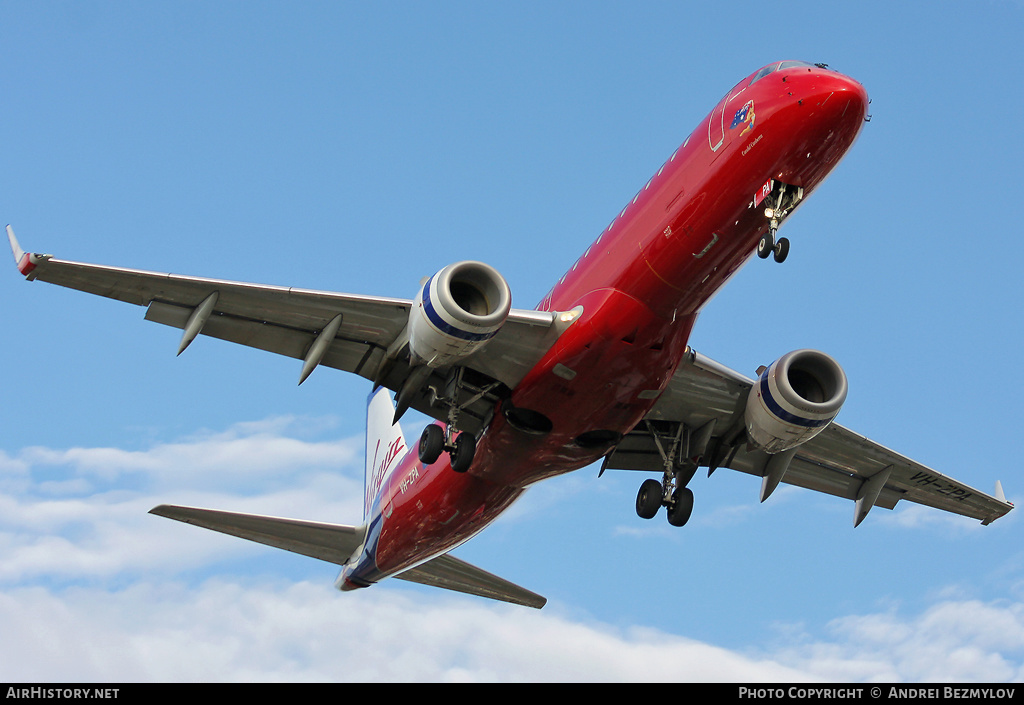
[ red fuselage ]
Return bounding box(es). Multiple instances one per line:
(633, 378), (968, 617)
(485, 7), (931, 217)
(347, 62), (869, 584)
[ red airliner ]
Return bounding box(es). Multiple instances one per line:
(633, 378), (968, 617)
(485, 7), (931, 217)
(8, 61), (1013, 608)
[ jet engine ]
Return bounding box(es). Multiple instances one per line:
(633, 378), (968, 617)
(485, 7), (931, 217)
(744, 349), (847, 454)
(408, 260), (512, 368)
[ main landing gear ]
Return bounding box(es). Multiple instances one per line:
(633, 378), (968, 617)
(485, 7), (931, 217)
(415, 367), (483, 473)
(637, 478), (694, 527)
(755, 181), (803, 264)
(634, 420), (714, 527)
(418, 423), (477, 473)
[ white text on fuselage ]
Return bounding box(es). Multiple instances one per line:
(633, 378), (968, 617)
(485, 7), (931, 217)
(399, 464), (421, 494)
(742, 134), (763, 156)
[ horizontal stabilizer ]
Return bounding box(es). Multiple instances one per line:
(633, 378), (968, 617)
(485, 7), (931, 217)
(397, 553), (547, 609)
(151, 504), (545, 608)
(149, 504), (366, 566)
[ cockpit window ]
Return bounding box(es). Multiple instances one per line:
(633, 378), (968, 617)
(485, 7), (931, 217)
(750, 60), (818, 85)
(750, 64), (778, 84)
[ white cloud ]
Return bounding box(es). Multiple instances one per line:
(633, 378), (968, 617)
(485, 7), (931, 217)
(1, 578), (1020, 682)
(0, 579), (820, 682)
(0, 418), (364, 583)
(16, 415), (360, 488)
(768, 600), (1024, 683)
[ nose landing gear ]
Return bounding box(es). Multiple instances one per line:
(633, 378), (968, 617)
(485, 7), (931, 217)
(755, 181), (802, 264)
(757, 226), (790, 264)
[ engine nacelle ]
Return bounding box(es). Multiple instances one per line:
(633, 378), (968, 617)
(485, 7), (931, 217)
(745, 349), (848, 454)
(408, 261), (512, 368)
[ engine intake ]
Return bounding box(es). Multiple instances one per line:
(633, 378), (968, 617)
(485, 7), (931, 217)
(745, 349), (847, 454)
(409, 261), (512, 368)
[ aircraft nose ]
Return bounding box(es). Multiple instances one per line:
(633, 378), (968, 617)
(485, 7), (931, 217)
(813, 70), (870, 148)
(820, 71), (869, 121)
(771, 68), (869, 187)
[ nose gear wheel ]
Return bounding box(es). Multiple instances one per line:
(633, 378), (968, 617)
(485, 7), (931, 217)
(756, 181), (802, 264)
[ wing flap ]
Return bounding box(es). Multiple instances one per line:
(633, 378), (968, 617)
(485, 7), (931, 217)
(144, 300), (386, 378)
(798, 426), (1010, 522)
(149, 504), (366, 566)
(721, 445), (903, 510)
(396, 553), (547, 609)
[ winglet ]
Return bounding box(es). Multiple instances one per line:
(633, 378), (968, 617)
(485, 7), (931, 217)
(7, 224), (25, 263)
(980, 481), (1013, 525)
(7, 225), (51, 278)
(995, 480), (1011, 506)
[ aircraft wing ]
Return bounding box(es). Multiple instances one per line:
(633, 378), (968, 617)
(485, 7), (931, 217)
(150, 504), (546, 608)
(602, 349), (1014, 527)
(8, 227), (561, 434)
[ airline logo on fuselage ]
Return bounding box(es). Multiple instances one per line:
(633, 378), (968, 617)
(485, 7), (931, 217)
(730, 100), (755, 138)
(367, 436), (406, 513)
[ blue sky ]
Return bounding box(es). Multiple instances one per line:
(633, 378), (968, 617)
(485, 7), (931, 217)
(2, 0), (1023, 682)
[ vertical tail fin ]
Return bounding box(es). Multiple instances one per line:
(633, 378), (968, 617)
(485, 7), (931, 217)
(364, 387), (409, 519)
